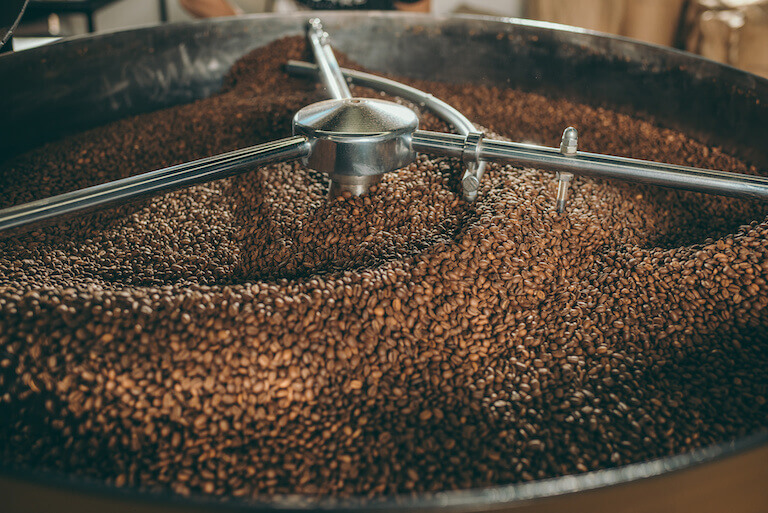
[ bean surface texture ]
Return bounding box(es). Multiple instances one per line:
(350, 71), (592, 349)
(0, 37), (767, 501)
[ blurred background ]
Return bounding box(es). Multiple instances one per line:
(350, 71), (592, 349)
(5, 0), (768, 77)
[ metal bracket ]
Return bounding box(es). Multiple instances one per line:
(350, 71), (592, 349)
(556, 127), (578, 212)
(461, 131), (484, 201)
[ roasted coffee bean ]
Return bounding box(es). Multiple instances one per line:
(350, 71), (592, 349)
(0, 37), (767, 502)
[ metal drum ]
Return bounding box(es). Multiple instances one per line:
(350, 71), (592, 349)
(0, 12), (767, 513)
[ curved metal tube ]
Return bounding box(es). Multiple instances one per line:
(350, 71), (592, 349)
(0, 0), (30, 50)
(0, 136), (310, 233)
(285, 61), (477, 135)
(285, 59), (488, 200)
(412, 130), (768, 200)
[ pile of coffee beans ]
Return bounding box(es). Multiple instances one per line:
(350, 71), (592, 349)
(0, 36), (766, 502)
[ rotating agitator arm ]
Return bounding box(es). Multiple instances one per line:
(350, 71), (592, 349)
(289, 20), (768, 207)
(410, 129), (768, 203)
(0, 137), (310, 233)
(1, 18), (767, 237)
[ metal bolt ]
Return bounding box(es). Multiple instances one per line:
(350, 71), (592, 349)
(462, 172), (480, 202)
(560, 126), (578, 156)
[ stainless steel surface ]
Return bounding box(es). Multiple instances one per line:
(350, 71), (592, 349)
(292, 97), (418, 186)
(307, 18), (374, 198)
(560, 127), (578, 156)
(285, 60), (475, 135)
(328, 174), (382, 198)
(0, 136), (310, 233)
(306, 18), (352, 101)
(411, 130), (768, 200)
(555, 172), (573, 213)
(285, 59), (488, 201)
(461, 131), (484, 202)
(556, 127), (578, 212)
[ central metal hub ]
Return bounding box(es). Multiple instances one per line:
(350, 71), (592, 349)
(292, 98), (419, 197)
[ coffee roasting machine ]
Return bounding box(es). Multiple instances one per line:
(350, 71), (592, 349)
(2, 17), (768, 232)
(0, 9), (767, 513)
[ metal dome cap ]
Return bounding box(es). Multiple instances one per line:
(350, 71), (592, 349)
(293, 97), (419, 196)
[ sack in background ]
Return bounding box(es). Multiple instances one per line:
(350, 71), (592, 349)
(685, 0), (768, 77)
(525, 0), (686, 47)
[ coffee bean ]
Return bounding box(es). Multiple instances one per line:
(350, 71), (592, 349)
(0, 36), (766, 502)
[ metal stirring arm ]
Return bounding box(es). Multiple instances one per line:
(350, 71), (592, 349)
(411, 130), (768, 201)
(0, 19), (357, 235)
(295, 24), (768, 205)
(0, 137), (310, 233)
(290, 23), (768, 206)
(0, 18), (348, 235)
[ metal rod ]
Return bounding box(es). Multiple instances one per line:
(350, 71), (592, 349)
(285, 59), (488, 199)
(306, 19), (352, 100)
(411, 130), (768, 200)
(0, 136), (310, 233)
